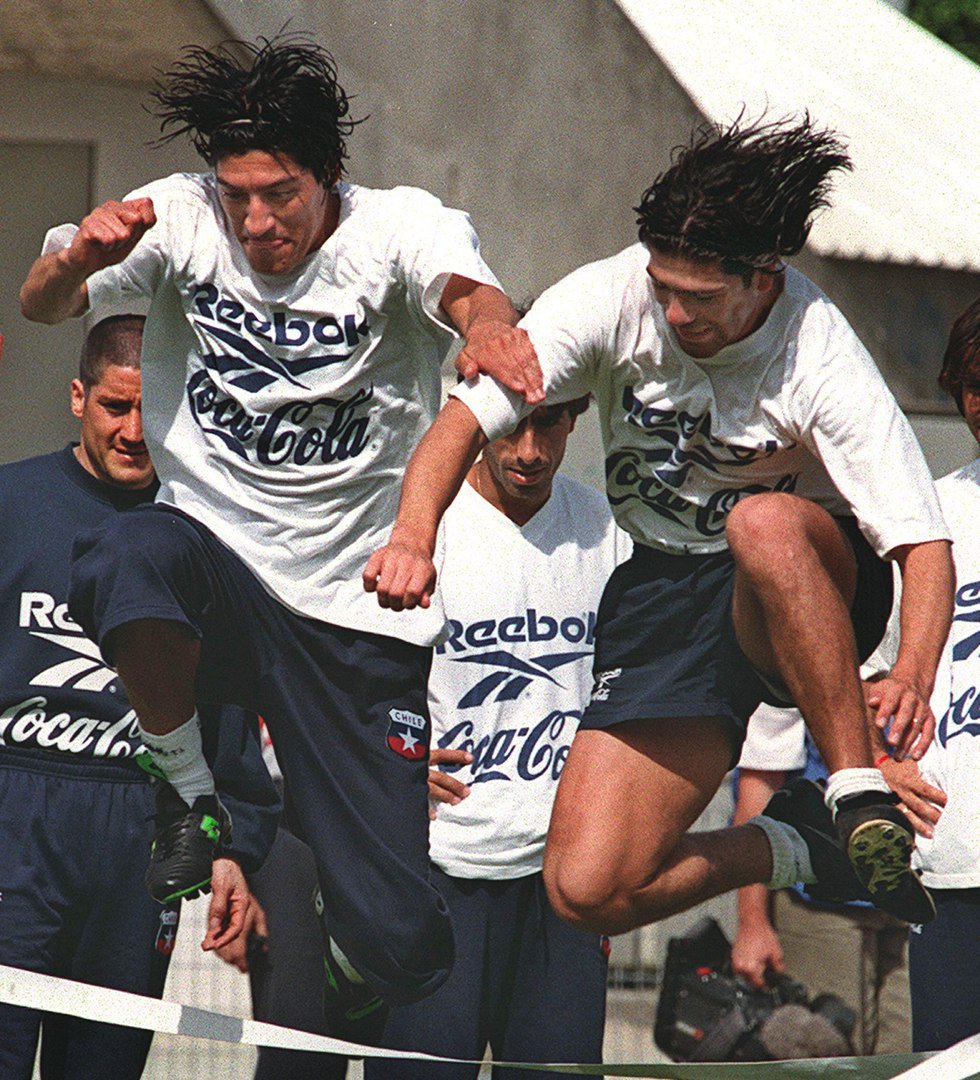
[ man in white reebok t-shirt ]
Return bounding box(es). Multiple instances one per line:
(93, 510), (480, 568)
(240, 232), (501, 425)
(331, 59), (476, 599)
(366, 395), (629, 1076)
(366, 116), (953, 938)
(19, 36), (539, 1042)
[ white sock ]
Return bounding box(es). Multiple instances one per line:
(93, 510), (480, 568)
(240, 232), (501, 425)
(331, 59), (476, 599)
(824, 767), (891, 818)
(330, 938), (365, 985)
(748, 815), (815, 888)
(138, 711), (215, 805)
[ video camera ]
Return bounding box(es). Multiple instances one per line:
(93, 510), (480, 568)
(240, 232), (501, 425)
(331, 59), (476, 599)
(654, 917), (856, 1062)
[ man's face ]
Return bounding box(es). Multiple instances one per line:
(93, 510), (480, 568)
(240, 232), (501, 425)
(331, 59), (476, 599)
(71, 365), (153, 489)
(481, 405), (576, 521)
(645, 249), (779, 358)
(216, 150), (334, 275)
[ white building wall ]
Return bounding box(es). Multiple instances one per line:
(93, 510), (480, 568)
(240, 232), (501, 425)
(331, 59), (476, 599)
(0, 73), (201, 462)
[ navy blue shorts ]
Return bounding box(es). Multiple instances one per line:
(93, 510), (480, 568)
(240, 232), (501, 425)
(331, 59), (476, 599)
(367, 868), (607, 1078)
(0, 748), (179, 1080)
(909, 887), (980, 1051)
(68, 504), (451, 1006)
(582, 516), (892, 757)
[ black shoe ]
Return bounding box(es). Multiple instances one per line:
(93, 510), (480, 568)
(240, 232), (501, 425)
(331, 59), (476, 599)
(145, 783), (231, 904)
(313, 887), (389, 1047)
(834, 790), (936, 924)
(762, 778), (871, 905)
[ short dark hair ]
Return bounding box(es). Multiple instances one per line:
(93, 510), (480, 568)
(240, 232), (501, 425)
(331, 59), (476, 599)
(636, 114), (852, 280)
(79, 315), (144, 389)
(151, 37), (359, 186)
(938, 298), (980, 416)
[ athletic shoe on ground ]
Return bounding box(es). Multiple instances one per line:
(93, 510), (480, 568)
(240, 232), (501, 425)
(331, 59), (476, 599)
(313, 887), (389, 1047)
(834, 790), (936, 925)
(145, 783), (231, 904)
(762, 778), (872, 905)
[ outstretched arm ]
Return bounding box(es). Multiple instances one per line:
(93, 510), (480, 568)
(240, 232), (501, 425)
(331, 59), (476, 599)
(364, 397), (487, 610)
(440, 275), (543, 404)
(20, 198), (156, 324)
(866, 539), (954, 760)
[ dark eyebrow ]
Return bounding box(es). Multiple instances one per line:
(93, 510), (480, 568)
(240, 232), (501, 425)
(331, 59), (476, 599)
(217, 178), (300, 195)
(646, 270), (726, 297)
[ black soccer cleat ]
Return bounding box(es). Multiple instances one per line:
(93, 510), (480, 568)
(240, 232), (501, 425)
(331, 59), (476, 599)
(834, 790), (936, 925)
(762, 778), (872, 905)
(145, 783), (231, 904)
(313, 887), (389, 1047)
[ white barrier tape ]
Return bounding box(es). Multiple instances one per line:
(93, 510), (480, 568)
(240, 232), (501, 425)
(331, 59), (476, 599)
(890, 1035), (980, 1080)
(1, 964), (977, 1078)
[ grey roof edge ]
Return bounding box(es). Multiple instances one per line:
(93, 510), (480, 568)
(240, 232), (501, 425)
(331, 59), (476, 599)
(611, 0), (980, 274)
(198, 0), (306, 43)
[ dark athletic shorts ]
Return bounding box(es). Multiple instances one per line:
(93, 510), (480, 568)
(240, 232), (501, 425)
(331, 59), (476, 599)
(68, 503), (451, 1005)
(581, 516), (892, 759)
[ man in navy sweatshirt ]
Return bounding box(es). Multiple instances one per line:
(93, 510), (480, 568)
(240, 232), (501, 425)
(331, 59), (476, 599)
(0, 314), (279, 1080)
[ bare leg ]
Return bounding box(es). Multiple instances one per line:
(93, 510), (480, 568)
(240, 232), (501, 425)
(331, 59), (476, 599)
(543, 718), (772, 934)
(110, 619), (201, 734)
(726, 494), (934, 924)
(727, 492), (872, 772)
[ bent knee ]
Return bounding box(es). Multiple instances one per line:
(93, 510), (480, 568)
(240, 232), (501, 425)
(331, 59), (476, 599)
(362, 908), (455, 1007)
(726, 491), (791, 545)
(544, 857), (666, 935)
(727, 491), (835, 562)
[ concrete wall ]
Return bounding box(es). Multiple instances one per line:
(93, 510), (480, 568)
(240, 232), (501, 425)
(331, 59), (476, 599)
(300, 0), (703, 299)
(795, 251), (979, 413)
(0, 73), (201, 461)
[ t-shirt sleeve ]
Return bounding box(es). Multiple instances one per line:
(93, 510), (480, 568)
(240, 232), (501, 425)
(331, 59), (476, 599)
(738, 704), (807, 771)
(389, 187), (502, 337)
(787, 325), (950, 557)
(451, 262), (609, 441)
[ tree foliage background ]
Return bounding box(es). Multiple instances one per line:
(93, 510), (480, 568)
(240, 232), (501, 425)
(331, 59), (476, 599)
(907, 0), (980, 65)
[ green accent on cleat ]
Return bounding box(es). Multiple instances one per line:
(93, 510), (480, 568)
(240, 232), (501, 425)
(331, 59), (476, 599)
(322, 957), (340, 995)
(346, 996), (386, 1022)
(134, 751), (167, 780)
(157, 878), (214, 904)
(145, 786), (231, 905)
(200, 815), (222, 843)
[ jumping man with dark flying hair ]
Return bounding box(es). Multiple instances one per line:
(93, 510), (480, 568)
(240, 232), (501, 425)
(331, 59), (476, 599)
(367, 115), (954, 936)
(20, 36), (539, 1042)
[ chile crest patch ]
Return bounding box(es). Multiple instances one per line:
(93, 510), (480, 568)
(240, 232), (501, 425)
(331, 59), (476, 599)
(155, 907), (179, 955)
(386, 707), (428, 760)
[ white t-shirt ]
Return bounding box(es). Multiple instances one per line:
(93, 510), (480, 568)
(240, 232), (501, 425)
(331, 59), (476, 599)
(738, 704), (807, 773)
(68, 174), (501, 645)
(452, 244), (949, 558)
(914, 458), (980, 888)
(428, 474), (631, 878)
